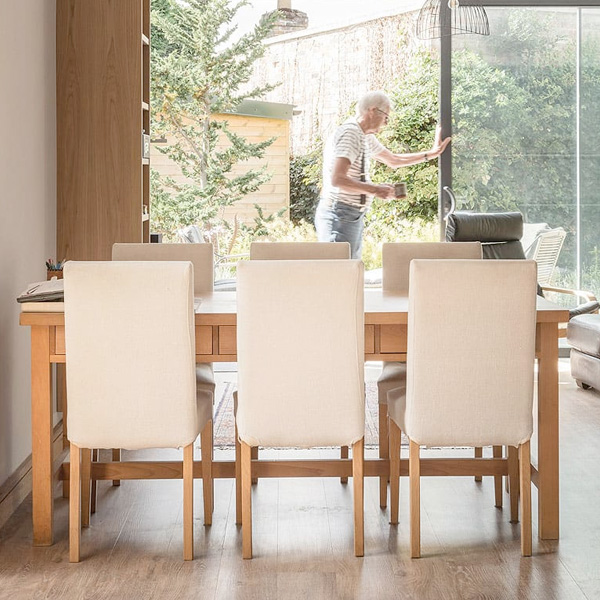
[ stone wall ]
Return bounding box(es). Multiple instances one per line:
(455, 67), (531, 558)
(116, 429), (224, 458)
(249, 11), (422, 155)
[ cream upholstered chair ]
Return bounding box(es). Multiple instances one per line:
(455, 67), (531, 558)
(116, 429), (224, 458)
(387, 259), (537, 557)
(250, 241), (351, 260)
(245, 241), (352, 490)
(106, 243), (215, 499)
(64, 261), (213, 562)
(236, 259), (365, 558)
(376, 242), (482, 507)
(112, 242), (214, 295)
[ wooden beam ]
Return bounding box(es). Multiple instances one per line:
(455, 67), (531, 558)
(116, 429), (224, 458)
(58, 456), (512, 481)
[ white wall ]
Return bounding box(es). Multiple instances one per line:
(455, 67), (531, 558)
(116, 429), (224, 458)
(0, 0), (56, 486)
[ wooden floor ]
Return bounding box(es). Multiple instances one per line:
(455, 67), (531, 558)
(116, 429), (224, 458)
(1, 361), (600, 600)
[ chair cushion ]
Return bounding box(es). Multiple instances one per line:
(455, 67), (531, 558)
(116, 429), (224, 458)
(196, 365), (215, 427)
(386, 374), (408, 433)
(567, 314), (600, 357)
(570, 348), (600, 391)
(481, 240), (526, 260)
(446, 212), (523, 243)
(377, 362), (406, 404)
(196, 387), (214, 431)
(196, 364), (216, 393)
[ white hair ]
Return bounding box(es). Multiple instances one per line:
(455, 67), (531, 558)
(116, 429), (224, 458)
(356, 91), (391, 116)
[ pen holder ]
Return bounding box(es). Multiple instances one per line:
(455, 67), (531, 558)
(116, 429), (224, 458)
(47, 270), (64, 280)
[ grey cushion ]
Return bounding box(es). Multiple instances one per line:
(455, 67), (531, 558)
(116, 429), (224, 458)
(481, 240), (526, 260)
(570, 349), (600, 391)
(567, 314), (600, 357)
(446, 212), (523, 243)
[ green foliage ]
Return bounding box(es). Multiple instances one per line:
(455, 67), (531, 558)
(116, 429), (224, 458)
(371, 50), (440, 223)
(242, 204), (288, 237)
(150, 0), (279, 238)
(289, 141), (323, 224)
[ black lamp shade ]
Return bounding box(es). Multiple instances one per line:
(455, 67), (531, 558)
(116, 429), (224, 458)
(416, 0), (490, 39)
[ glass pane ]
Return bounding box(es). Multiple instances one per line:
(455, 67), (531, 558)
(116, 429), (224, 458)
(580, 9), (600, 292)
(451, 8), (580, 288)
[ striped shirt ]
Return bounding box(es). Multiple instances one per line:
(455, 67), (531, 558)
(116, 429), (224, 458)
(322, 120), (385, 210)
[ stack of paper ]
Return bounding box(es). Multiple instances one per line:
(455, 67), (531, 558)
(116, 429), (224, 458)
(17, 279), (64, 303)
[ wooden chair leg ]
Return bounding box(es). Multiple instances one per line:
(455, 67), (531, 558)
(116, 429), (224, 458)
(201, 420), (213, 526)
(112, 449), (121, 486)
(389, 418), (401, 525)
(508, 445), (519, 523)
(80, 448), (91, 528)
(379, 406), (389, 508)
(241, 442), (253, 559)
(474, 447), (483, 482)
(235, 423), (242, 526)
(90, 449), (98, 515)
(519, 441), (532, 557)
(352, 438), (364, 557)
(505, 446), (510, 493)
(251, 446), (258, 485)
(183, 442), (194, 561)
(340, 446), (349, 484)
(69, 443), (81, 563)
(409, 439), (421, 559)
(493, 445), (503, 508)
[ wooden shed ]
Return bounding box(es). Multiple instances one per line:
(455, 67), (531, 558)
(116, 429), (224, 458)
(151, 99), (294, 225)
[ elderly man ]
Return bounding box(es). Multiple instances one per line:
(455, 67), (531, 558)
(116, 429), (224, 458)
(315, 90), (451, 259)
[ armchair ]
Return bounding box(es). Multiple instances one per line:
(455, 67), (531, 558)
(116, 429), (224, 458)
(445, 211), (599, 323)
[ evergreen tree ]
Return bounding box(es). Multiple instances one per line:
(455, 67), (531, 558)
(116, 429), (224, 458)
(150, 0), (278, 238)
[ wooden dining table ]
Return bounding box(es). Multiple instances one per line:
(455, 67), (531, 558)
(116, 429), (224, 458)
(20, 289), (569, 546)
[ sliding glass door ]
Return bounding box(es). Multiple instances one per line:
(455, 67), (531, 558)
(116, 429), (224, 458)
(444, 5), (600, 291)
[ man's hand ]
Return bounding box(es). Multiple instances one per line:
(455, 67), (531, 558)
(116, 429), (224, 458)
(374, 184), (395, 200)
(431, 124), (451, 156)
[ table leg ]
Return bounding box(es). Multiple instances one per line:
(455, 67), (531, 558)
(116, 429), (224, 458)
(537, 322), (560, 540)
(31, 325), (54, 546)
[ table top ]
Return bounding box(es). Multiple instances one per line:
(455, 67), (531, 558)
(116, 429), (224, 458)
(19, 288), (570, 326)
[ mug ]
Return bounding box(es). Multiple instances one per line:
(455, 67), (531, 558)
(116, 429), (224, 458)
(394, 182), (407, 198)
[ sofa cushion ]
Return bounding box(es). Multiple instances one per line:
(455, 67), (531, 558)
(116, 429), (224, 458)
(567, 314), (600, 357)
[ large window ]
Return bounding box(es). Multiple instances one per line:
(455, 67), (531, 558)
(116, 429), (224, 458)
(444, 6), (600, 291)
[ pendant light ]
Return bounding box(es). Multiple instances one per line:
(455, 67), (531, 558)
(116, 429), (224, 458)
(415, 0), (490, 39)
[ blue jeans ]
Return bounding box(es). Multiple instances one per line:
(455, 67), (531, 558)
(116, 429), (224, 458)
(315, 199), (365, 259)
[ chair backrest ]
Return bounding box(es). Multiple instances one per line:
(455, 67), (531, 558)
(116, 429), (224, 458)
(250, 241), (351, 260)
(445, 212), (525, 260)
(528, 227), (566, 286)
(236, 260), (365, 448)
(405, 259), (537, 447)
(64, 261), (199, 450)
(382, 242), (482, 293)
(112, 243), (213, 295)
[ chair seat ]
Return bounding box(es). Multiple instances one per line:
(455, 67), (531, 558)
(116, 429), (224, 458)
(386, 373), (407, 432)
(196, 366), (215, 428)
(196, 364), (216, 393)
(377, 362), (406, 404)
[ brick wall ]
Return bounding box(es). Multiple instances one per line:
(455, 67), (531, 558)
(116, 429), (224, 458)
(249, 11), (421, 155)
